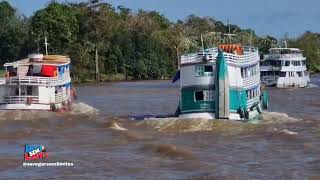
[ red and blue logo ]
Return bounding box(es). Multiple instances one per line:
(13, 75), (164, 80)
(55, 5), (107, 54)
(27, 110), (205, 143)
(24, 145), (48, 161)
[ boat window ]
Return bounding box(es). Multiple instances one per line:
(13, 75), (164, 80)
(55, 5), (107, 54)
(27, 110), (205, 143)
(205, 90), (214, 101)
(285, 61), (290, 66)
(195, 91), (204, 101)
(27, 86), (32, 95)
(274, 71), (279, 76)
(195, 65), (214, 77)
(279, 72), (286, 77)
(297, 72), (303, 77)
(288, 72), (295, 77)
(204, 65), (213, 72)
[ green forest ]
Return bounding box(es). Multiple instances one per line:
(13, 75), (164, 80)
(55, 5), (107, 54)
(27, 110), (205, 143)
(0, 0), (319, 82)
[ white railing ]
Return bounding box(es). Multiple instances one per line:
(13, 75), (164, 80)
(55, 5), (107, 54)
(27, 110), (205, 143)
(2, 96), (39, 104)
(181, 48), (260, 67)
(0, 78), (5, 85)
(243, 74), (260, 88)
(4, 73), (71, 86)
(55, 93), (70, 103)
(264, 54), (304, 60)
(247, 96), (260, 109)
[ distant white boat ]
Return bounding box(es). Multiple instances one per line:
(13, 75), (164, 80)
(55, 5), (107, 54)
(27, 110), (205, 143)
(260, 48), (310, 88)
(0, 54), (76, 111)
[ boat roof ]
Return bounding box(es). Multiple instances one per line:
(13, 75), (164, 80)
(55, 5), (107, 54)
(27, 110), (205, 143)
(269, 48), (301, 51)
(4, 55), (70, 67)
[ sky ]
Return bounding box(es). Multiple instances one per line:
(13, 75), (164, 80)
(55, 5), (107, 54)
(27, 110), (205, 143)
(7, 0), (320, 38)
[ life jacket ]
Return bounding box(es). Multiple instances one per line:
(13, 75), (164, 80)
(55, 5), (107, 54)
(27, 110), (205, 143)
(218, 44), (244, 55)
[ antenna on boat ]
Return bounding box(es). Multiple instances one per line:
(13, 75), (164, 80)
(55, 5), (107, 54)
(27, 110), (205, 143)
(224, 19), (236, 43)
(250, 30), (253, 47)
(201, 34), (205, 55)
(284, 32), (288, 48)
(44, 36), (49, 55)
(284, 41), (288, 48)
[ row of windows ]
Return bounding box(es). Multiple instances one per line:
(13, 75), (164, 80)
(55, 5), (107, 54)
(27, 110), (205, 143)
(241, 65), (258, 78)
(261, 71), (307, 77)
(194, 90), (214, 101)
(246, 87), (260, 100)
(195, 65), (214, 77)
(260, 60), (306, 67)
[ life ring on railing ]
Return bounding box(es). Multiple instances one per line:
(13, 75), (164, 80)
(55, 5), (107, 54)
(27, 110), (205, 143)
(26, 97), (32, 105)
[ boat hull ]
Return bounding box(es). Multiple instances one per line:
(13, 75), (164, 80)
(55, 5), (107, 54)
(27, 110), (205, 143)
(0, 101), (73, 112)
(179, 102), (262, 121)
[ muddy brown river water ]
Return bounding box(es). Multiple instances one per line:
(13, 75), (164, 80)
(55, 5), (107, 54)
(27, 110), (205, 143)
(0, 74), (319, 179)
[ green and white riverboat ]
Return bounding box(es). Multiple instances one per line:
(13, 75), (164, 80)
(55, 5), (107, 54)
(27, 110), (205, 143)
(173, 44), (269, 121)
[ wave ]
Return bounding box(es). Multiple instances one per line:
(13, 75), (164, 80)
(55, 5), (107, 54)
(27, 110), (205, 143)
(137, 111), (300, 133)
(69, 102), (99, 115)
(260, 111), (301, 124)
(0, 110), (55, 121)
(141, 143), (193, 159)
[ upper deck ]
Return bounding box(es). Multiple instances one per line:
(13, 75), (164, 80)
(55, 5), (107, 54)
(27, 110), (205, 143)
(264, 48), (305, 61)
(181, 46), (259, 67)
(1, 54), (71, 86)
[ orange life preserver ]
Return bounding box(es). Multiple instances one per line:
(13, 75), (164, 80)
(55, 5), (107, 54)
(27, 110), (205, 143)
(219, 44), (244, 55)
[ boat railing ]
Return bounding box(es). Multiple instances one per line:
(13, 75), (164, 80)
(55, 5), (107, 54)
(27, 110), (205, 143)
(264, 53), (304, 60)
(247, 95), (260, 109)
(55, 92), (70, 103)
(181, 49), (259, 66)
(4, 73), (71, 86)
(0, 78), (5, 85)
(2, 96), (39, 104)
(243, 74), (260, 88)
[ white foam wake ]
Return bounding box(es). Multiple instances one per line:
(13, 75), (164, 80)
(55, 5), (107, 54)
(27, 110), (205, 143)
(70, 102), (99, 115)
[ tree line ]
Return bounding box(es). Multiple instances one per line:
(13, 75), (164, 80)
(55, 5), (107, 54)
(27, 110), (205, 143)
(0, 0), (319, 82)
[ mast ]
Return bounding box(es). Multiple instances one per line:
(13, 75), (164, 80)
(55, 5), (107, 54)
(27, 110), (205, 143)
(201, 35), (205, 55)
(224, 19), (236, 43)
(250, 30), (253, 47)
(44, 36), (49, 55)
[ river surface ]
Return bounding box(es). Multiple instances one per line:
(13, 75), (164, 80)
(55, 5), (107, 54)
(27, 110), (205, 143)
(0, 75), (319, 179)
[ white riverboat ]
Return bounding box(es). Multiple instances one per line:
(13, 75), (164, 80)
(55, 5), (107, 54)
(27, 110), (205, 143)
(260, 48), (310, 88)
(0, 54), (76, 111)
(173, 44), (269, 121)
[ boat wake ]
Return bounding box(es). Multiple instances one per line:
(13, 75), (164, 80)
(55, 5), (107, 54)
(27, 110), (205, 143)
(0, 110), (55, 121)
(307, 83), (319, 88)
(260, 111), (301, 124)
(0, 102), (98, 121)
(69, 102), (98, 115)
(137, 111), (300, 133)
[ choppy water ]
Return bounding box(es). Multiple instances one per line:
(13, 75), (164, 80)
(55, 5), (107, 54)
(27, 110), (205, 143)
(0, 75), (319, 179)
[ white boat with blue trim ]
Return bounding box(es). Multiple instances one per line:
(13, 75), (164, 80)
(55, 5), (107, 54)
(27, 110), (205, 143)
(173, 44), (269, 121)
(0, 54), (76, 111)
(260, 48), (310, 88)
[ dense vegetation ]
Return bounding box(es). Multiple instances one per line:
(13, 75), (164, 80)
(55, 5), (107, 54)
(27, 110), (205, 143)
(0, 1), (319, 82)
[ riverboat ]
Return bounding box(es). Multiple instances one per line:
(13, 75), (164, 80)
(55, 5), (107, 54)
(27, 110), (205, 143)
(173, 44), (269, 121)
